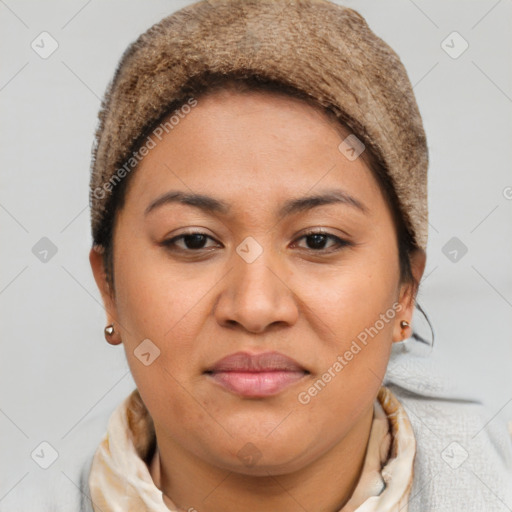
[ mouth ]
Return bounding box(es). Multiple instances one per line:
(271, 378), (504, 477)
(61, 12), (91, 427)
(204, 351), (310, 398)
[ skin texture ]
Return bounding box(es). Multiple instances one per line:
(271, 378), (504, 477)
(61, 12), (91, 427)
(90, 87), (426, 512)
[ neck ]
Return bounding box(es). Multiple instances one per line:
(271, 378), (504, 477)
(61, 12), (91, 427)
(149, 405), (374, 512)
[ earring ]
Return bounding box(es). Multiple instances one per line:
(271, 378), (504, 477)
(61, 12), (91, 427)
(104, 323), (122, 345)
(104, 324), (115, 337)
(399, 320), (410, 341)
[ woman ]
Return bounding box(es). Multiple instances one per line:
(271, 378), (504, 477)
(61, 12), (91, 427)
(16, 0), (512, 510)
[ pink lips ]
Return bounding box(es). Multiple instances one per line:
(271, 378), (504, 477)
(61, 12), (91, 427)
(205, 351), (309, 398)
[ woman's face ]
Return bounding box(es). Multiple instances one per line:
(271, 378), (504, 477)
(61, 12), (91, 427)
(91, 88), (423, 475)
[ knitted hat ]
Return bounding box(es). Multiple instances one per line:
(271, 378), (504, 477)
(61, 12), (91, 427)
(90, 0), (428, 251)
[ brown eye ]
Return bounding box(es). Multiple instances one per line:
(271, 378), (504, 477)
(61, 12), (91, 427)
(162, 232), (220, 251)
(295, 231), (351, 252)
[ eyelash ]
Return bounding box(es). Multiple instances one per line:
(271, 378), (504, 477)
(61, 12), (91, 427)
(161, 229), (352, 254)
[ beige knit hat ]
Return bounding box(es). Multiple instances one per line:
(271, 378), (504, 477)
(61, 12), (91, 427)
(90, 0), (428, 251)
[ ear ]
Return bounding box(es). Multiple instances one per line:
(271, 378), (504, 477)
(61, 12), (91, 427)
(392, 248), (426, 342)
(89, 246), (122, 345)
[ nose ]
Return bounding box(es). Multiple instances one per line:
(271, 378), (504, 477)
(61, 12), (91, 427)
(214, 246), (299, 334)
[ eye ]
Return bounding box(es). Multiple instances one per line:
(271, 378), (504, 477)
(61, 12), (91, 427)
(162, 232), (220, 252)
(161, 229), (351, 254)
(293, 230), (351, 252)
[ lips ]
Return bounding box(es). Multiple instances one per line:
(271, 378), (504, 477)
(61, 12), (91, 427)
(204, 351), (309, 398)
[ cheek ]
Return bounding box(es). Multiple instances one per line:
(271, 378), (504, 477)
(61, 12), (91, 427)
(288, 248), (400, 400)
(113, 231), (218, 342)
(291, 247), (400, 346)
(135, 364), (212, 432)
(111, 234), (225, 413)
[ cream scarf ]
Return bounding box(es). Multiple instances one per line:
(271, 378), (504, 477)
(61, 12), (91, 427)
(88, 387), (415, 511)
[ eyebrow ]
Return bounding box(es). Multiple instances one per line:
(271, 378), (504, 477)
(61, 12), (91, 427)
(144, 189), (368, 218)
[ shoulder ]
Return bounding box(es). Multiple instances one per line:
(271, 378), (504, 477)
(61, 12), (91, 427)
(3, 406), (111, 512)
(384, 345), (512, 510)
(389, 384), (512, 511)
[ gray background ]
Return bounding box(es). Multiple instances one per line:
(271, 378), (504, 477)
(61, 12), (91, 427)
(1, 0), (511, 505)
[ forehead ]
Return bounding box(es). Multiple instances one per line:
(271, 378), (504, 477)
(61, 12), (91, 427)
(122, 88), (385, 218)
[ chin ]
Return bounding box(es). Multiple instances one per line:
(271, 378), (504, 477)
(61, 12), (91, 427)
(202, 430), (317, 477)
